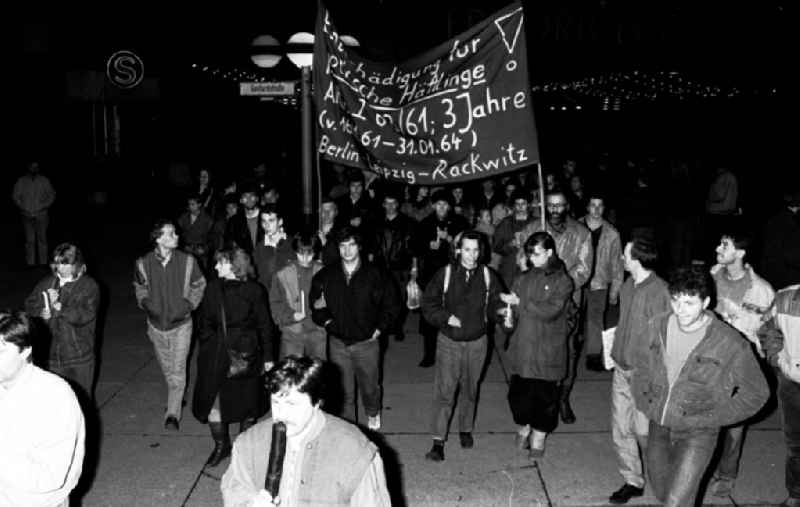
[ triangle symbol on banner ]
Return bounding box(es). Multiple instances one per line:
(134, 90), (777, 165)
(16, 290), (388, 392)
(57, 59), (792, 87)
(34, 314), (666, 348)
(494, 6), (524, 55)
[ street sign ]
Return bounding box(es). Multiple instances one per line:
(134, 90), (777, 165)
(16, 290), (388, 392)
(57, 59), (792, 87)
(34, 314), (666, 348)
(239, 81), (296, 96)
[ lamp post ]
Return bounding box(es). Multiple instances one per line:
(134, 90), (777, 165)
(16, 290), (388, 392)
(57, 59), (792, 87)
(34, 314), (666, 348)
(250, 32), (357, 231)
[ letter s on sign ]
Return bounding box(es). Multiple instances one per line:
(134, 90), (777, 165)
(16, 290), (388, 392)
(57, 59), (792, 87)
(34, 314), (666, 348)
(106, 50), (144, 89)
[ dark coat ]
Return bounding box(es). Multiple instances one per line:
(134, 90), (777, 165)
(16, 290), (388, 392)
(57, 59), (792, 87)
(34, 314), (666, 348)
(224, 211), (264, 254)
(373, 213), (415, 272)
(252, 238), (293, 292)
(310, 260), (400, 345)
(506, 259), (574, 380)
(25, 274), (100, 370)
(192, 278), (274, 423)
(415, 212), (469, 286)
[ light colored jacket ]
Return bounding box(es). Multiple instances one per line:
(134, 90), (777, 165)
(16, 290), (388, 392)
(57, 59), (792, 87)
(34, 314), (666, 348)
(12, 174), (55, 217)
(711, 263), (775, 354)
(771, 284), (800, 383)
(580, 216), (623, 299)
(270, 260), (324, 333)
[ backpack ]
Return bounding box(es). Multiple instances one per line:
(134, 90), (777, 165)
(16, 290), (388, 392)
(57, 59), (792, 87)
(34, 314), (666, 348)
(442, 264), (491, 322)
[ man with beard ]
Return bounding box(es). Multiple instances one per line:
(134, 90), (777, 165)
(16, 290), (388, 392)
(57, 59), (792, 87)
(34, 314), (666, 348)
(224, 184), (264, 255)
(707, 230), (775, 497)
(415, 190), (469, 367)
(519, 191), (592, 423)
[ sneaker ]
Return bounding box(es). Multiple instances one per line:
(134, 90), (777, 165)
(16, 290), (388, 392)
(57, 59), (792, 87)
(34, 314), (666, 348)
(367, 414), (381, 431)
(515, 433), (531, 451)
(425, 440), (445, 462)
(708, 476), (734, 497)
(528, 446), (545, 459)
(459, 432), (474, 449)
(164, 416), (180, 431)
(609, 484), (644, 504)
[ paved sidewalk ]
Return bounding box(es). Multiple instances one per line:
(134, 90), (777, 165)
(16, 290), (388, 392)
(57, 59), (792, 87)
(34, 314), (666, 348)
(0, 249), (786, 506)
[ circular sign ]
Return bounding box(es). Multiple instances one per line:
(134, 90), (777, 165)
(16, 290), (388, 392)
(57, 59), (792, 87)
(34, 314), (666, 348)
(106, 50), (144, 89)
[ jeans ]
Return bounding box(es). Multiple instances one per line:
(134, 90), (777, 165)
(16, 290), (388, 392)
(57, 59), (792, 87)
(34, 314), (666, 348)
(583, 288), (608, 357)
(22, 214), (49, 265)
(51, 360), (96, 403)
(611, 368), (649, 488)
(713, 424), (746, 481)
(329, 336), (381, 421)
(148, 320), (192, 420)
(431, 333), (488, 440)
(647, 421), (718, 507)
(280, 327), (327, 360)
(780, 372), (800, 499)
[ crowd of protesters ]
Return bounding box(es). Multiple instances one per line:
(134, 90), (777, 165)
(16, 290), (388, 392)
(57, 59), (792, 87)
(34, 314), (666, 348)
(5, 153), (800, 506)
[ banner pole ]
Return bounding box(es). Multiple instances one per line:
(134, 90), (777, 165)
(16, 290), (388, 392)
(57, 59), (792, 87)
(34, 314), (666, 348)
(537, 162), (546, 229)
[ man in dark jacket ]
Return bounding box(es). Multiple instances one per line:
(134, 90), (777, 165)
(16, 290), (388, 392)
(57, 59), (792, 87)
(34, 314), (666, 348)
(631, 266), (769, 506)
(373, 190), (416, 341)
(224, 184), (264, 255)
(421, 230), (504, 461)
(416, 190), (469, 367)
(134, 219), (207, 430)
(252, 204), (293, 292)
(310, 227), (400, 431)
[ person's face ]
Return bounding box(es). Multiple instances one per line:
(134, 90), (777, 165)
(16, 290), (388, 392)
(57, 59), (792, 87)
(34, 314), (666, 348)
(28, 162), (40, 174)
(622, 242), (636, 273)
(505, 184), (517, 197)
(513, 199), (528, 216)
(55, 262), (76, 280)
(0, 338), (31, 387)
(188, 199), (201, 214)
(671, 293), (710, 328)
(157, 224), (179, 250)
(545, 174), (556, 190)
(434, 200), (450, 218)
(459, 238), (480, 269)
(546, 194), (568, 224)
(529, 244), (553, 268)
(296, 248), (314, 267)
(199, 170), (210, 186)
(339, 238), (360, 263)
(214, 258), (234, 278)
(452, 188), (463, 201)
(241, 192), (258, 210)
(418, 186), (430, 199)
(261, 212), (282, 235)
(715, 237), (742, 266)
(383, 198), (399, 216)
(264, 189), (279, 204)
(482, 180), (494, 193)
(478, 210), (491, 224)
(570, 175), (583, 192)
(321, 202), (337, 224)
(349, 181), (363, 200)
(270, 386), (318, 437)
(225, 202), (238, 218)
(587, 198), (605, 220)
(563, 159), (577, 175)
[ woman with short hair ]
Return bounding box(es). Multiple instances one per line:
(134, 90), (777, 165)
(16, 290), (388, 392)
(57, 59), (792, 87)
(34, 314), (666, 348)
(24, 243), (100, 401)
(192, 247), (274, 467)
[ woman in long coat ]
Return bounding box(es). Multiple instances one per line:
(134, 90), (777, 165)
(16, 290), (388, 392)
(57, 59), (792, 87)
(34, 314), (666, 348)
(24, 243), (100, 402)
(192, 247), (274, 467)
(503, 231), (573, 459)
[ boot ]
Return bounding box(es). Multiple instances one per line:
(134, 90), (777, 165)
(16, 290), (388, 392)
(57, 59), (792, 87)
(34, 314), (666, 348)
(206, 422), (231, 467)
(240, 417), (257, 433)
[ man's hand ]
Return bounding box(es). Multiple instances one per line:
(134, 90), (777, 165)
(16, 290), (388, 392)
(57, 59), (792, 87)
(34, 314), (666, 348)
(350, 217), (362, 227)
(253, 489), (279, 506)
(47, 288), (59, 304)
(42, 307), (51, 320)
(371, 329), (381, 341)
(429, 240), (440, 250)
(264, 361), (274, 373)
(447, 315), (462, 328)
(293, 311), (306, 322)
(609, 294), (619, 306)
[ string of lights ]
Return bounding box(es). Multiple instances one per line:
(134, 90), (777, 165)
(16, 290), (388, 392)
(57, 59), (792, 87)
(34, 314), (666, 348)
(189, 64), (777, 111)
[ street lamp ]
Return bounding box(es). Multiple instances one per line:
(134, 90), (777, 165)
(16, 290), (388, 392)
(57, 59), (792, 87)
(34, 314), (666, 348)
(250, 32), (358, 231)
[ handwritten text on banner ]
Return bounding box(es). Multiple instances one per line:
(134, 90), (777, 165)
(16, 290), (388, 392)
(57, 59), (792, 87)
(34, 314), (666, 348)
(313, 2), (540, 185)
